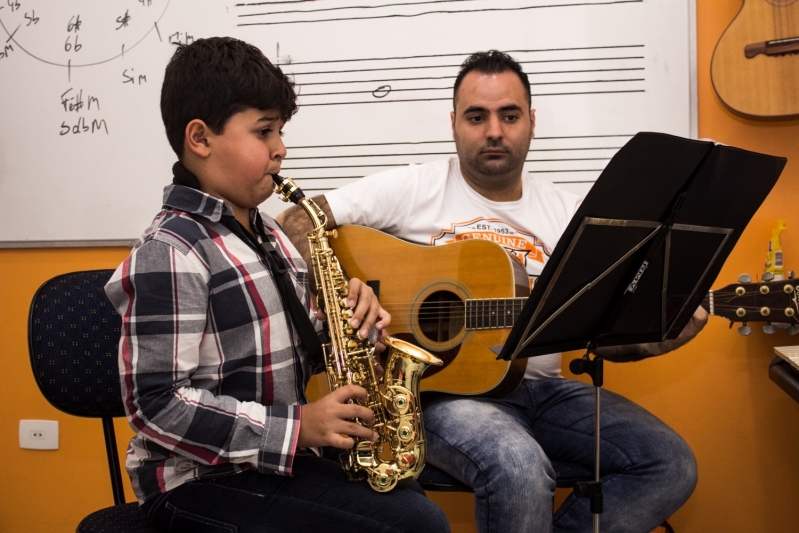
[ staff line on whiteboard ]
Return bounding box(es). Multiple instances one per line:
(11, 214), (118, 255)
(240, 0), (472, 17)
(288, 170), (607, 180)
(286, 134), (633, 150)
(278, 45), (645, 67)
(297, 68), (645, 87)
(298, 89), (645, 106)
(302, 79), (644, 97)
(237, 0), (643, 26)
(238, 1), (317, 5)
(290, 56), (644, 77)
(282, 158), (611, 170)
(286, 147), (623, 159)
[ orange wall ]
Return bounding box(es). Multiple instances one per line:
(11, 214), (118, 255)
(2, 1), (799, 531)
(0, 248), (134, 531)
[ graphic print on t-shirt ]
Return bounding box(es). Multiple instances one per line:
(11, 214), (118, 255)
(430, 217), (551, 287)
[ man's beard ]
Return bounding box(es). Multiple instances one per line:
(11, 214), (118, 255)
(465, 140), (525, 177)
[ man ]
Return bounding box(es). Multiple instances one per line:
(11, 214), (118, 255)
(278, 50), (705, 533)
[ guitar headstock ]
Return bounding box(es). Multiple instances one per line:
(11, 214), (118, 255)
(704, 277), (799, 335)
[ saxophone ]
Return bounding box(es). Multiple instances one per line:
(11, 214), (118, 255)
(272, 174), (443, 492)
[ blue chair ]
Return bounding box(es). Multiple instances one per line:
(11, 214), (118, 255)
(28, 270), (157, 533)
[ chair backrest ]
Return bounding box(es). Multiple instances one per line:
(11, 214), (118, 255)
(28, 269), (123, 418)
(28, 269), (130, 506)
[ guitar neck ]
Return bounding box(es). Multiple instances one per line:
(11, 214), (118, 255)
(465, 281), (797, 331)
(465, 297), (528, 330)
(466, 292), (715, 331)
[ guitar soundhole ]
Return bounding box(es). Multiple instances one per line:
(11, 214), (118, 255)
(418, 290), (465, 343)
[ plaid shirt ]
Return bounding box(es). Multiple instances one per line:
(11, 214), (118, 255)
(105, 184), (320, 504)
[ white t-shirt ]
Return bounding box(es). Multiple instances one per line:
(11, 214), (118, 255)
(326, 157), (582, 379)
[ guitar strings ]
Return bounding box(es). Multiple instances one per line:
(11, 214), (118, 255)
(370, 288), (798, 316)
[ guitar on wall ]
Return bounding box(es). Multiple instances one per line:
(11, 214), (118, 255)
(331, 226), (799, 397)
(711, 0), (799, 119)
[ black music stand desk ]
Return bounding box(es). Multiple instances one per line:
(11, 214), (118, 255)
(497, 132), (786, 532)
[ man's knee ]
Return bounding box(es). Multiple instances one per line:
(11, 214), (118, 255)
(638, 427), (697, 508)
(483, 437), (556, 498)
(664, 435), (698, 502)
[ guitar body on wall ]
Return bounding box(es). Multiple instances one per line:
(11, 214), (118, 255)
(711, 0), (799, 119)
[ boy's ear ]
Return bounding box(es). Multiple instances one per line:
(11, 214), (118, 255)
(184, 119), (211, 158)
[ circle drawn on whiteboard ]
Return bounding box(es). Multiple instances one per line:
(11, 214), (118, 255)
(0, 0), (170, 68)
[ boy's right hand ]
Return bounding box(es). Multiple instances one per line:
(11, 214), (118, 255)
(297, 384), (379, 449)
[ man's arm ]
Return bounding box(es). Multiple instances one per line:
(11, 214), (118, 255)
(593, 306), (708, 363)
(275, 194), (337, 271)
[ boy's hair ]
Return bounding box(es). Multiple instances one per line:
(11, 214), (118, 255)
(161, 37), (298, 158)
(453, 50), (531, 109)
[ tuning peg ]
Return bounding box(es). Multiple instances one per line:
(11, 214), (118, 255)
(738, 324), (752, 336)
(763, 324), (777, 334)
(788, 325), (799, 336)
(762, 272), (775, 282)
(738, 274), (752, 283)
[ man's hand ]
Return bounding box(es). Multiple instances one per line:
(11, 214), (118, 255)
(594, 305), (708, 362)
(642, 305), (708, 357)
(297, 384), (378, 449)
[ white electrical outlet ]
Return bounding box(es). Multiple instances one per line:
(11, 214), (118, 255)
(19, 420), (59, 450)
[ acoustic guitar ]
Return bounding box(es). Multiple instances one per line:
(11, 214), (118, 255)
(331, 225), (529, 397)
(711, 0), (799, 119)
(331, 225), (799, 396)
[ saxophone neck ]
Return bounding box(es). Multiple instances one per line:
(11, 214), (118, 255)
(299, 197), (328, 236)
(272, 174), (327, 234)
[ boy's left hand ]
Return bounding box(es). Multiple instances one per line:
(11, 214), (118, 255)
(346, 277), (391, 342)
(313, 277), (391, 347)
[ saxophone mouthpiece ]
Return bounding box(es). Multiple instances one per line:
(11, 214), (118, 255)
(272, 174), (306, 205)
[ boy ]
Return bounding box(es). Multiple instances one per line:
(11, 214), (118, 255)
(105, 37), (449, 533)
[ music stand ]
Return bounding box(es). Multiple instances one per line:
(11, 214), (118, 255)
(497, 132), (786, 532)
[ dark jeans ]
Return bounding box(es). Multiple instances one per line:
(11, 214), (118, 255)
(142, 455), (450, 533)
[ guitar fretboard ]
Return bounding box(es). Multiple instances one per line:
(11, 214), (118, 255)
(465, 298), (528, 330)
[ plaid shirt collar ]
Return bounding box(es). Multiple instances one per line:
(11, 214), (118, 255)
(162, 184), (234, 223)
(161, 184), (273, 243)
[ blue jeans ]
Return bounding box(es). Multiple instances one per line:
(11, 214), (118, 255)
(422, 378), (697, 533)
(142, 455), (450, 533)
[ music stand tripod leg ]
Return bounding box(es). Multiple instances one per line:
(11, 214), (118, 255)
(569, 348), (604, 533)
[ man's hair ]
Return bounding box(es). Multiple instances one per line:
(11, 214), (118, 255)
(453, 50), (531, 109)
(161, 37), (298, 158)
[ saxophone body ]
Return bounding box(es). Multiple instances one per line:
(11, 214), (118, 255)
(272, 175), (442, 492)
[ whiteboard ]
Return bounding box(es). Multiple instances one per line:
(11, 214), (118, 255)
(0, 0), (696, 246)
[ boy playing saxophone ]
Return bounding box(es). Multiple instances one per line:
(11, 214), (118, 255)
(105, 37), (449, 533)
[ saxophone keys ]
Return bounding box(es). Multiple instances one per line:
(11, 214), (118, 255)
(356, 441), (377, 467)
(368, 464), (398, 493)
(398, 451), (416, 469)
(396, 421), (416, 444)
